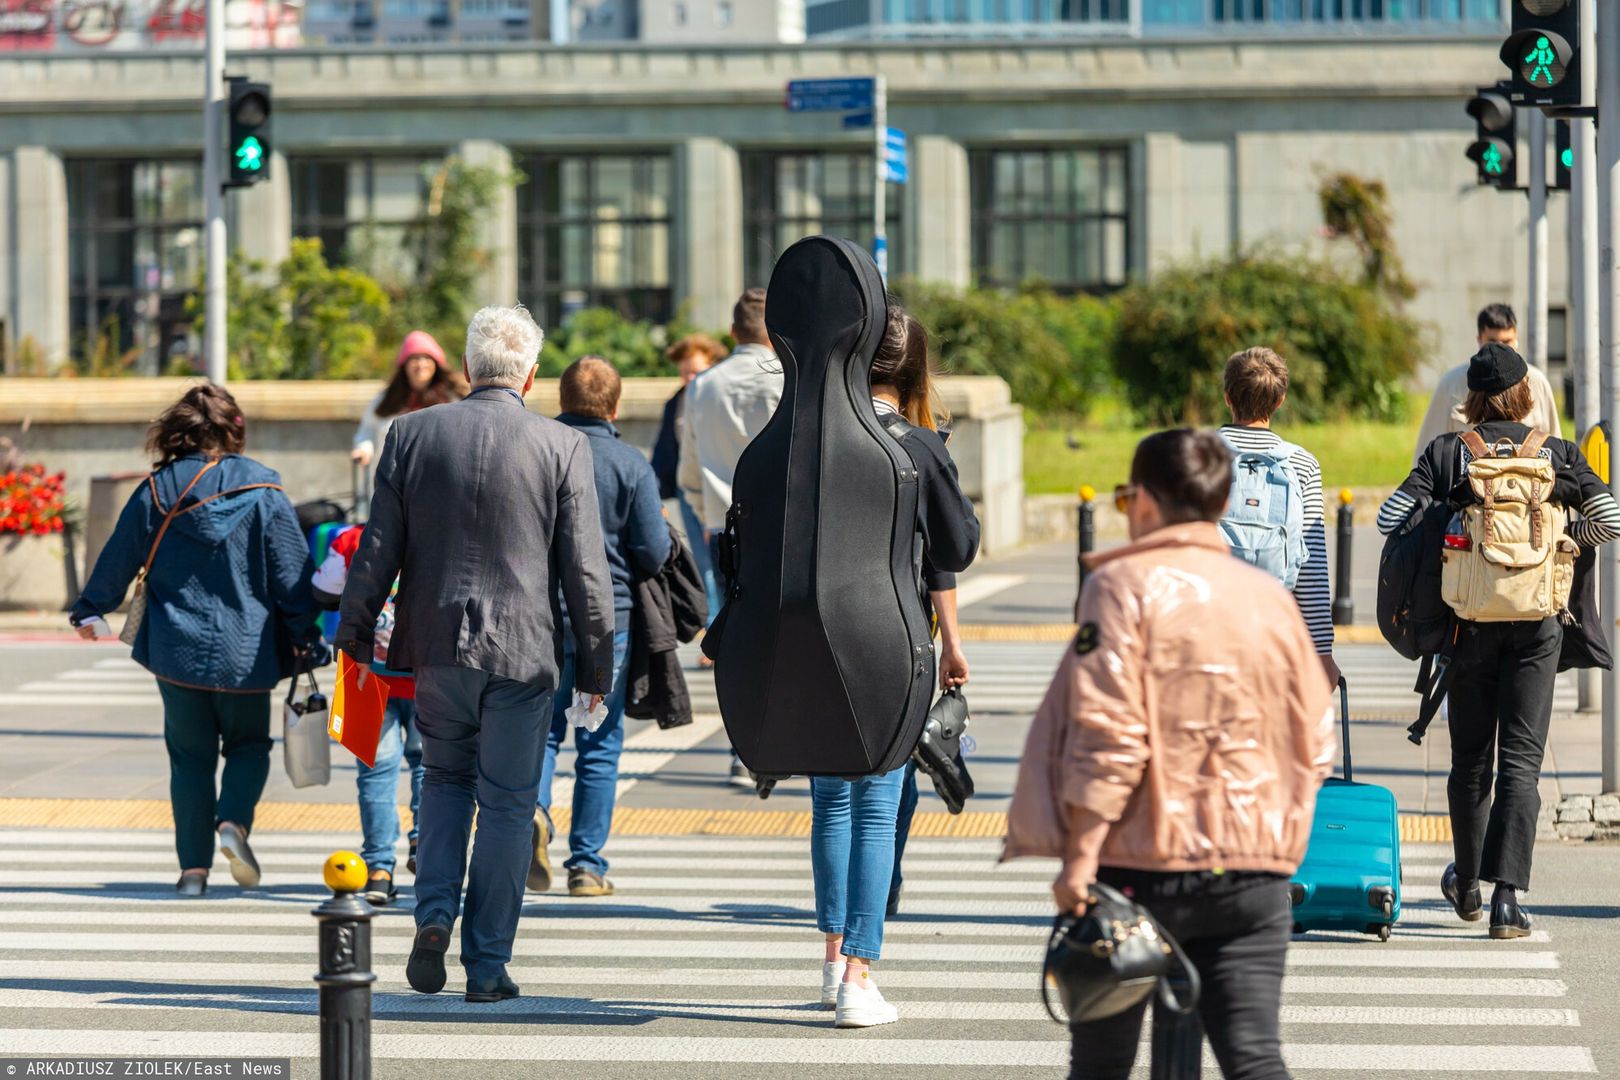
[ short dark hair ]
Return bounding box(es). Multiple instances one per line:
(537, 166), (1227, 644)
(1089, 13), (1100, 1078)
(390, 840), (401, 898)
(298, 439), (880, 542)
(1478, 303), (1517, 335)
(1130, 429), (1233, 526)
(732, 287), (768, 342)
(146, 383), (246, 467)
(559, 355), (621, 420)
(1224, 347), (1289, 425)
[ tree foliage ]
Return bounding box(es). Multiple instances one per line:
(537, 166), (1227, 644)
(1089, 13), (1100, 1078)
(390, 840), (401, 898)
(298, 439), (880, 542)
(1319, 172), (1416, 301)
(894, 281), (1117, 417)
(1111, 250), (1424, 425)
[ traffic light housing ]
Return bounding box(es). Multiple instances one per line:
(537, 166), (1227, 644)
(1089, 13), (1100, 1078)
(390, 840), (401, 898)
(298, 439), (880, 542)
(226, 77), (271, 188)
(1466, 83), (1517, 189)
(1501, 0), (1582, 108)
(1554, 118), (1572, 191)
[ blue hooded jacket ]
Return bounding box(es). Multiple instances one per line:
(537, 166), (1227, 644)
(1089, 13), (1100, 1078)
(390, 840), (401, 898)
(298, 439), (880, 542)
(73, 454), (321, 691)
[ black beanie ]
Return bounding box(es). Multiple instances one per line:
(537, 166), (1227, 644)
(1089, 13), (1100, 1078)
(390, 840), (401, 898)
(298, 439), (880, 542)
(1467, 342), (1529, 395)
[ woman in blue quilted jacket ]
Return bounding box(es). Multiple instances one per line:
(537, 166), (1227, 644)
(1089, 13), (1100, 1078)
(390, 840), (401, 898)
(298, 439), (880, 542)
(70, 383), (326, 897)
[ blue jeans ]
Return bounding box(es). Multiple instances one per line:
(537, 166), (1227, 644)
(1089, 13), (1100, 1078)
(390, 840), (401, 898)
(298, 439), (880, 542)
(678, 495), (720, 626)
(356, 697), (424, 876)
(811, 766), (907, 961)
(538, 627), (631, 877)
(889, 763), (919, 910)
(413, 666), (553, 982)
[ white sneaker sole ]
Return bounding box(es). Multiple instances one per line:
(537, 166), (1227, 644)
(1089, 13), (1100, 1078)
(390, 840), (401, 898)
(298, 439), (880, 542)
(835, 1008), (898, 1029)
(218, 837), (259, 888)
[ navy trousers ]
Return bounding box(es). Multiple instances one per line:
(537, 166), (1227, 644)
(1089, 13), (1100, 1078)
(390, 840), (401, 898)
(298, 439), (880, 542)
(412, 666), (553, 982)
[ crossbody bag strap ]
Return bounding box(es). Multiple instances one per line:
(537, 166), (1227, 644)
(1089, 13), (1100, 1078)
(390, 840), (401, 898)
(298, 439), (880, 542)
(1521, 430), (1551, 460)
(139, 460), (219, 579)
(170, 482), (284, 519)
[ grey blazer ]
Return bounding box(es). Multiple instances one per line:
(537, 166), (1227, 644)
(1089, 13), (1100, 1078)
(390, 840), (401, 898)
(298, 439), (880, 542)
(336, 389), (617, 694)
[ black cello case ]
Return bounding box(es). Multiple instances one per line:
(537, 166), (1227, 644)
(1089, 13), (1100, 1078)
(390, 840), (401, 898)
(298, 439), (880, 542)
(704, 235), (935, 777)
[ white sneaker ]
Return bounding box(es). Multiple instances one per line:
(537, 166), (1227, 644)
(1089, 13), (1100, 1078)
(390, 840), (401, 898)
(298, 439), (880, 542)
(820, 961), (847, 1009)
(834, 979), (898, 1028)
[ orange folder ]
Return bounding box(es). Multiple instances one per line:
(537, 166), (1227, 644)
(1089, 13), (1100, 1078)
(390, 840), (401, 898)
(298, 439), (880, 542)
(330, 653), (389, 768)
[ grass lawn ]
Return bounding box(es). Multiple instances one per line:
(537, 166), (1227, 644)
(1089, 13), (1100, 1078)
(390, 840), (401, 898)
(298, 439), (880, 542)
(1024, 406), (1430, 497)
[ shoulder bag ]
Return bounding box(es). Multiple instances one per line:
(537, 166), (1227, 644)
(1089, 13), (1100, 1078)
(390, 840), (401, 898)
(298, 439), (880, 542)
(1041, 881), (1200, 1026)
(119, 462), (218, 647)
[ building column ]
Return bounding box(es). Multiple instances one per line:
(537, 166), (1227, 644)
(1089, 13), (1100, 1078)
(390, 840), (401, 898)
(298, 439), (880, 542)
(675, 138), (743, 329)
(457, 140), (519, 306)
(11, 147), (70, 369)
(233, 149), (291, 275)
(905, 135), (970, 288)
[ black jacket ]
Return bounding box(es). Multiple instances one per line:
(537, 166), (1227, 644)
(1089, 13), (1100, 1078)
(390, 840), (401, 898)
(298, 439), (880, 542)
(651, 389), (684, 502)
(626, 523), (709, 729)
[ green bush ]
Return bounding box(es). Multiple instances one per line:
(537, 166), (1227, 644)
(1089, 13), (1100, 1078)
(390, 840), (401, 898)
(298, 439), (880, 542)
(1110, 251), (1424, 425)
(538, 307), (704, 378)
(895, 281), (1117, 417)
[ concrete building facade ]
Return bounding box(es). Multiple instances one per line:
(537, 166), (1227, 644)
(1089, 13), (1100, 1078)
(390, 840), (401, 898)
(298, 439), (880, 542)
(0, 35), (1567, 383)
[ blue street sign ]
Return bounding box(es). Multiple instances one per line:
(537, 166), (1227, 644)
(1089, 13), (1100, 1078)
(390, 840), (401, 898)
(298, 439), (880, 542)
(841, 111), (874, 129)
(881, 126), (907, 184)
(873, 235), (888, 278)
(785, 77), (875, 113)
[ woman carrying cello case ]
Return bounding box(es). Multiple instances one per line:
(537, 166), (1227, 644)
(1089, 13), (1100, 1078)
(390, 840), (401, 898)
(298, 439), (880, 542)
(701, 236), (979, 1027)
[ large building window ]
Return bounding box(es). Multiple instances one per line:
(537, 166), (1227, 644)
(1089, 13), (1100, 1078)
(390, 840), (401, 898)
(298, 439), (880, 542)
(67, 159), (204, 375)
(290, 154), (445, 278)
(970, 146), (1130, 292)
(741, 151), (903, 288)
(516, 153), (673, 328)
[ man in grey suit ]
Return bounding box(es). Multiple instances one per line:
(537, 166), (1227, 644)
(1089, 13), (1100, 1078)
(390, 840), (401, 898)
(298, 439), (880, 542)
(338, 304), (616, 1003)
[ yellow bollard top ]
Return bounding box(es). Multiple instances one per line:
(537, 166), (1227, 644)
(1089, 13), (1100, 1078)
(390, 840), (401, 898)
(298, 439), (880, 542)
(1338, 488), (1354, 507)
(323, 851), (367, 894)
(1079, 484), (1096, 504)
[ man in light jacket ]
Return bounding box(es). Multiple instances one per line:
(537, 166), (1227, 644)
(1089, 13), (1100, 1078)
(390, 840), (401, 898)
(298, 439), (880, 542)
(677, 286), (783, 785)
(338, 304), (616, 1005)
(1413, 303), (1561, 464)
(1005, 428), (1333, 1080)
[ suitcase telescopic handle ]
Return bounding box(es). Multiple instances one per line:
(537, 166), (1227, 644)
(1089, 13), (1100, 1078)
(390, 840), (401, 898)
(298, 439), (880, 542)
(1338, 676), (1352, 783)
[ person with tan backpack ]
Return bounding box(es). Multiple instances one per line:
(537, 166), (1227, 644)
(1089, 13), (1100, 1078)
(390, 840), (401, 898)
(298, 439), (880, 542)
(1378, 343), (1620, 939)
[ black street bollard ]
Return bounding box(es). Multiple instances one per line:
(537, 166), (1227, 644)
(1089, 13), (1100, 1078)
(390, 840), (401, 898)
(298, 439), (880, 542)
(1333, 489), (1355, 626)
(1076, 485), (1096, 619)
(314, 851), (374, 1080)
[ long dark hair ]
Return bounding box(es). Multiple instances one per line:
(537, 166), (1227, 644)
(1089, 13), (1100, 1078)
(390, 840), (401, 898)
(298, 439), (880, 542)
(375, 363), (467, 420)
(871, 303), (947, 432)
(146, 383), (246, 467)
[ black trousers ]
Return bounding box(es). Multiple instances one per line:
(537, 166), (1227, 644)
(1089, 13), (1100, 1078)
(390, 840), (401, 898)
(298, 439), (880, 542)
(1068, 869), (1292, 1080)
(1446, 618), (1562, 891)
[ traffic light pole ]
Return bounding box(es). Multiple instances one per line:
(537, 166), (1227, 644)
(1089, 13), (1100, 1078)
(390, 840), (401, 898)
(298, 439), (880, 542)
(1528, 107), (1550, 372)
(1575, 112), (1601, 713)
(202, 0), (227, 385)
(1600, 0), (1620, 792)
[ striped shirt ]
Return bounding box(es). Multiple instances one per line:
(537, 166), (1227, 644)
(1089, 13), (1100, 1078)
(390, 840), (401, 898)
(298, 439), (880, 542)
(1219, 425), (1333, 655)
(1379, 427), (1620, 550)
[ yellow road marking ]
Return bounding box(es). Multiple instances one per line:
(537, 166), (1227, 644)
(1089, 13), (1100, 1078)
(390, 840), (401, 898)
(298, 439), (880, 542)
(0, 797), (1451, 843)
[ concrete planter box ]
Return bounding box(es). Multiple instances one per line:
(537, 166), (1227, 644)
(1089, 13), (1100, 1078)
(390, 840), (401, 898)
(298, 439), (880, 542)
(0, 531), (74, 612)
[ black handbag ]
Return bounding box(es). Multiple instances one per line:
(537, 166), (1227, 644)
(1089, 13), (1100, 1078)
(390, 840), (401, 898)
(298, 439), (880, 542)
(910, 686), (975, 814)
(1041, 882), (1200, 1026)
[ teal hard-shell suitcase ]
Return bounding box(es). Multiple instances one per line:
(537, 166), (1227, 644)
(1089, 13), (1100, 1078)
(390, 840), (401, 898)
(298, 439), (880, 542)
(1289, 679), (1402, 941)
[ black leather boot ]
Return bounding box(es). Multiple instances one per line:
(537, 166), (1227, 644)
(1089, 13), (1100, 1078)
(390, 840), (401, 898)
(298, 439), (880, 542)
(1441, 863), (1483, 922)
(1489, 883), (1533, 940)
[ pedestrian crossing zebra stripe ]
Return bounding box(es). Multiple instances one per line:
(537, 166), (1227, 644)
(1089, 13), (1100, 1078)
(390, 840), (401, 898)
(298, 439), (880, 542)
(0, 1032), (1596, 1072)
(0, 990), (1581, 1029)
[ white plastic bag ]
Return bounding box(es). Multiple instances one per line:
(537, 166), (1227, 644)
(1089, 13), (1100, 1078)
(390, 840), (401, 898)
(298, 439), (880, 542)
(283, 669), (331, 788)
(566, 691), (606, 733)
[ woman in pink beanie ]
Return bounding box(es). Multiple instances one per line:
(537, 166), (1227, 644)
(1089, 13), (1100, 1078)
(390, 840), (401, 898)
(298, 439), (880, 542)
(351, 330), (468, 468)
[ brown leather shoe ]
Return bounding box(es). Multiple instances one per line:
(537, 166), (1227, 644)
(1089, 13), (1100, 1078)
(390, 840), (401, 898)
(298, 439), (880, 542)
(567, 869), (615, 897)
(527, 814), (553, 893)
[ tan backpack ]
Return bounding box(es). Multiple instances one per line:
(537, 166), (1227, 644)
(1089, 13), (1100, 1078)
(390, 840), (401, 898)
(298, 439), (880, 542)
(1440, 430), (1577, 623)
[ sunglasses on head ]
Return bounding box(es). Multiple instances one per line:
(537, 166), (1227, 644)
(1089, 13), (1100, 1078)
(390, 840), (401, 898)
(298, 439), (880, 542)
(1113, 484), (1139, 514)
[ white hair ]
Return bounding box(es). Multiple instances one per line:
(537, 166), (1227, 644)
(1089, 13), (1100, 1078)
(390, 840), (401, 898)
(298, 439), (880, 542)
(464, 305), (544, 386)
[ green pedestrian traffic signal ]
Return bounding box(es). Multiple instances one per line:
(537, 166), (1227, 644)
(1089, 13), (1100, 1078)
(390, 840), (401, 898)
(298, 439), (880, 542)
(225, 77), (272, 189)
(1554, 117), (1572, 192)
(234, 136), (264, 173)
(1501, 1), (1582, 108)
(1466, 85), (1517, 191)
